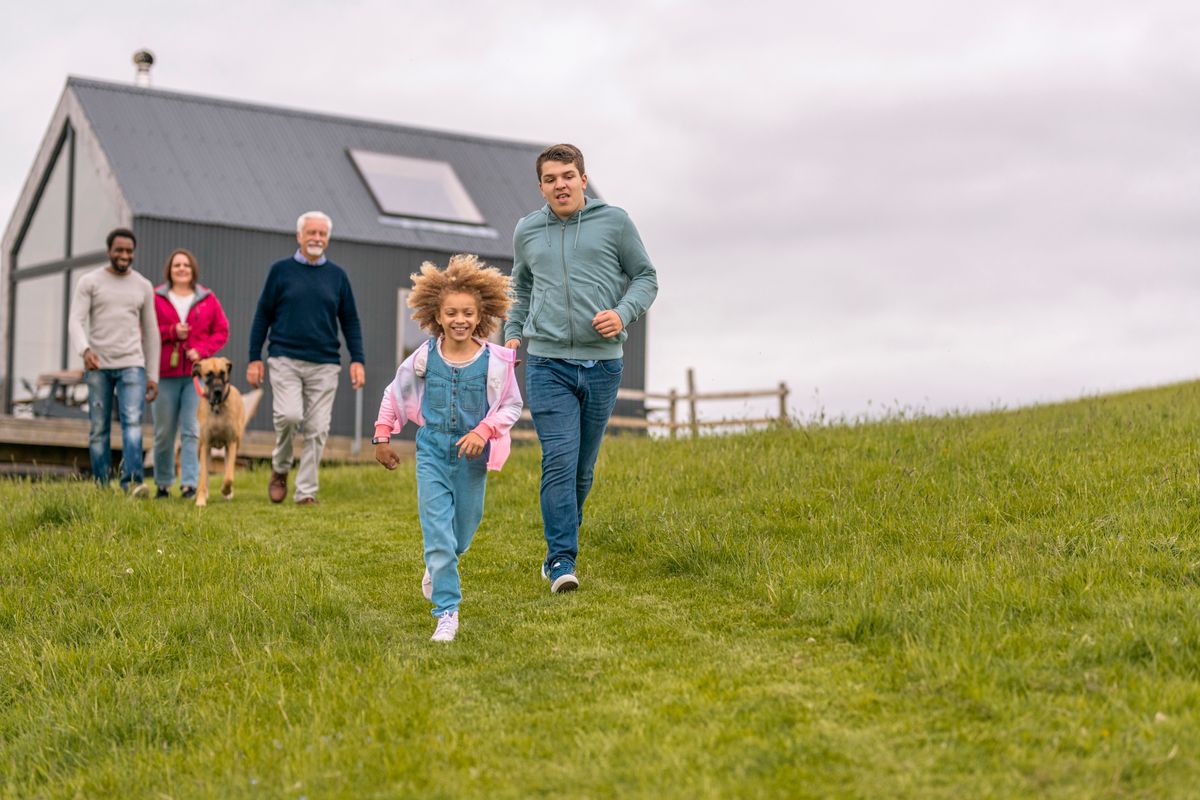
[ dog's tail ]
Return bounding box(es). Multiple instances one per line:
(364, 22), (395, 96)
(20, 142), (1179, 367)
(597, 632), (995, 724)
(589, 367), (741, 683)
(239, 389), (263, 435)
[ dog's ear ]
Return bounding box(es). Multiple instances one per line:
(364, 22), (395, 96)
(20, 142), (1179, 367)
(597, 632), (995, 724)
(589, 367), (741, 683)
(223, 357), (234, 377)
(192, 361), (203, 378)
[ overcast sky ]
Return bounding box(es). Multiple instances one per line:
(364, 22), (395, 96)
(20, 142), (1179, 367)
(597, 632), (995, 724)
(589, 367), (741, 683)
(4, 0), (1200, 422)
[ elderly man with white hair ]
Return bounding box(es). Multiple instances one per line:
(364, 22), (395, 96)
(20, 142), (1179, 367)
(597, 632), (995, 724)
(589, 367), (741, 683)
(247, 211), (365, 505)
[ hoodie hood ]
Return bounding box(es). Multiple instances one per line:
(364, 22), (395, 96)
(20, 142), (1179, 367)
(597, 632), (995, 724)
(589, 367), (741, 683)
(541, 197), (610, 249)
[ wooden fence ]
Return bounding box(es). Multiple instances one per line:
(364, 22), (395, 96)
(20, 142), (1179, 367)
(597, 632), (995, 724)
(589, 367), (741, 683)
(514, 368), (789, 439)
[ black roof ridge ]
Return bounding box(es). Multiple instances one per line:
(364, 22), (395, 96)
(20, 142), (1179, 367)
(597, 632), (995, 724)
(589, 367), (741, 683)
(66, 75), (546, 153)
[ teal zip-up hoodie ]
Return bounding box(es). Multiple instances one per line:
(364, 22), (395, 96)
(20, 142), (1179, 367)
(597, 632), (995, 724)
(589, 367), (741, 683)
(504, 198), (658, 360)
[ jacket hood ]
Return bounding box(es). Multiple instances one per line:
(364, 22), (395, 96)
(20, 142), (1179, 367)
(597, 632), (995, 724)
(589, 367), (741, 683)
(155, 283), (212, 303)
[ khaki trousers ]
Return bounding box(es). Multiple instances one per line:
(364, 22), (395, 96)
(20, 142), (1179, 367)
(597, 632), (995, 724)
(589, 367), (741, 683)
(267, 356), (340, 501)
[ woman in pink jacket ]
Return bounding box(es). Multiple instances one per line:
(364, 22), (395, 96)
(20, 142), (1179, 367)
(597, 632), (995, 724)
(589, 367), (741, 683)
(152, 249), (229, 499)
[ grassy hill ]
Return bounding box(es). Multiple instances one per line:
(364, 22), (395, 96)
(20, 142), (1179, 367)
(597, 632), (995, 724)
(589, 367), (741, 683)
(2, 381), (1199, 798)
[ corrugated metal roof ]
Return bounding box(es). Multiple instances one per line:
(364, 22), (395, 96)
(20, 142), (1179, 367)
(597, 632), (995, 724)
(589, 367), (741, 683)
(67, 77), (568, 259)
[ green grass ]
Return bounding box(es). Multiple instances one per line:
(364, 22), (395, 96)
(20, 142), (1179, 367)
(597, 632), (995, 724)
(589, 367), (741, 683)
(3, 380), (1200, 798)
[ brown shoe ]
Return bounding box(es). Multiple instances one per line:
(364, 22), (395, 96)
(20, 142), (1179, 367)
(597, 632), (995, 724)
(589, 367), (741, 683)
(296, 497), (318, 506)
(268, 471), (288, 503)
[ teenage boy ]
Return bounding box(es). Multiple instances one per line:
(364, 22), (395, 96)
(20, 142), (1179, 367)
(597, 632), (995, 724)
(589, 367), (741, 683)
(504, 143), (658, 593)
(68, 227), (161, 494)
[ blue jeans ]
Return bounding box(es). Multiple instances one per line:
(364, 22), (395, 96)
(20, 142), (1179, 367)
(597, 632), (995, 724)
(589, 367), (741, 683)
(526, 356), (623, 569)
(86, 367), (147, 488)
(153, 376), (200, 489)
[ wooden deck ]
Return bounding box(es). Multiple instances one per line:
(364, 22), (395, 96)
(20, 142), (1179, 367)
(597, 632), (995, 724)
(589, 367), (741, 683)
(0, 414), (413, 476)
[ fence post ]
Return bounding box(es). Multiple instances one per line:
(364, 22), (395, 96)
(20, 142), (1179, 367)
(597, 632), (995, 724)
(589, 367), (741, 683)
(668, 388), (678, 439)
(687, 368), (699, 438)
(351, 386), (363, 455)
(779, 382), (789, 426)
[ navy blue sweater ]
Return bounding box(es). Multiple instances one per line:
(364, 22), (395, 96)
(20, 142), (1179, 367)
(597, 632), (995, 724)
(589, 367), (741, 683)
(248, 256), (365, 365)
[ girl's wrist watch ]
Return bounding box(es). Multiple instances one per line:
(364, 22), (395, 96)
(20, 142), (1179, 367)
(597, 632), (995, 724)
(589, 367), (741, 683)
(372, 436), (389, 445)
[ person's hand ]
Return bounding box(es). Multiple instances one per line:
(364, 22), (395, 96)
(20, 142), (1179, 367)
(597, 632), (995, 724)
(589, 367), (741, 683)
(504, 338), (520, 350)
(246, 360), (264, 388)
(83, 348), (100, 371)
(592, 310), (624, 339)
(186, 348), (201, 363)
(375, 442), (400, 470)
(350, 362), (365, 390)
(175, 322), (189, 339)
(145, 380), (158, 403)
(456, 431), (486, 459)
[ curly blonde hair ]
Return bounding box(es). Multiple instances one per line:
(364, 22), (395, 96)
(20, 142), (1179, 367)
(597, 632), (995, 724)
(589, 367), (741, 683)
(407, 254), (512, 339)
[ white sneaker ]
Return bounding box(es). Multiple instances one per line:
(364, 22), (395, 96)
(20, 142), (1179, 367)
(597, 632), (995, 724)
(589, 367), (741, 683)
(431, 610), (458, 642)
(128, 484), (150, 500)
(422, 568), (433, 600)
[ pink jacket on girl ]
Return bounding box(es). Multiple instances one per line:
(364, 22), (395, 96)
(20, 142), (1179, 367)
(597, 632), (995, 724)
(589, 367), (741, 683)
(374, 338), (523, 471)
(154, 285), (230, 379)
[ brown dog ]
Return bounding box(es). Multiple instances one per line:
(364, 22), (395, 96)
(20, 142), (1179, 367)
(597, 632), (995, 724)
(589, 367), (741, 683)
(193, 357), (246, 507)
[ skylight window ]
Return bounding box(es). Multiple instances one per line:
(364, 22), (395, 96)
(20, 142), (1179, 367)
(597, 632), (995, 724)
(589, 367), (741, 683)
(349, 149), (485, 225)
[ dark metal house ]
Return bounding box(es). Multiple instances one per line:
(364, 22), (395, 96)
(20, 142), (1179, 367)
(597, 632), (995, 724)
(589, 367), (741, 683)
(1, 77), (649, 439)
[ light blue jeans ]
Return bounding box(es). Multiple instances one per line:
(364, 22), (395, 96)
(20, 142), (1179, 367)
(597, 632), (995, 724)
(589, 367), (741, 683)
(86, 366), (147, 489)
(153, 376), (200, 489)
(525, 356), (623, 570)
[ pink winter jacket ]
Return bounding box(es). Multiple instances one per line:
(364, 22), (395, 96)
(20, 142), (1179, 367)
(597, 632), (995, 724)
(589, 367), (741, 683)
(374, 339), (523, 470)
(154, 284), (229, 379)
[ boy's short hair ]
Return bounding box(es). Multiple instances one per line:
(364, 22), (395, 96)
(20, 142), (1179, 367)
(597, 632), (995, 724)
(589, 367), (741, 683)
(106, 227), (137, 249)
(536, 144), (586, 180)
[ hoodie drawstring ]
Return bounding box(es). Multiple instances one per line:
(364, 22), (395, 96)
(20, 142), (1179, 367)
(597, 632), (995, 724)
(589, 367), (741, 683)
(544, 204), (585, 249)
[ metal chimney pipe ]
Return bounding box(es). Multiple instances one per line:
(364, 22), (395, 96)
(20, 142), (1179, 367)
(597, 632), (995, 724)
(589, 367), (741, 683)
(133, 50), (155, 88)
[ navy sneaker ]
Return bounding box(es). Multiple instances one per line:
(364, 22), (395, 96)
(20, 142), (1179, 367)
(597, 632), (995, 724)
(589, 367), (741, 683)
(155, 487), (170, 500)
(547, 559), (579, 593)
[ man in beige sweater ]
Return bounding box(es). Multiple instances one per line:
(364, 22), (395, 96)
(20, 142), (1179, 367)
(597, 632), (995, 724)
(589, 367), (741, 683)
(68, 228), (160, 494)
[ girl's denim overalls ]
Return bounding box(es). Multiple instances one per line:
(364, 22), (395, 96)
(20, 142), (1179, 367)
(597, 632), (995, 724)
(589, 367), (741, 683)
(415, 339), (491, 616)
